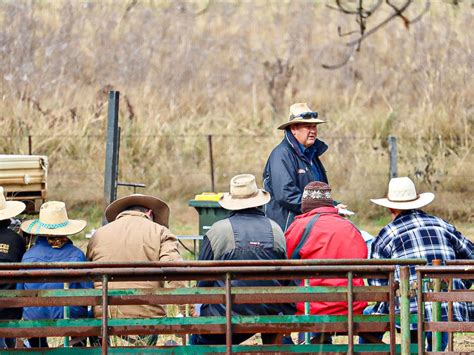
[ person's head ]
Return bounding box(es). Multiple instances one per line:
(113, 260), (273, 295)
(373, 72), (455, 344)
(218, 174), (270, 211)
(105, 194), (170, 227)
(290, 123), (318, 148)
(370, 177), (435, 220)
(20, 201), (87, 237)
(0, 186), (26, 224)
(124, 205), (154, 221)
(277, 103), (326, 147)
(301, 181), (334, 214)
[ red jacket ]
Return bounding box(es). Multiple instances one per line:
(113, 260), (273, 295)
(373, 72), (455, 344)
(285, 206), (368, 315)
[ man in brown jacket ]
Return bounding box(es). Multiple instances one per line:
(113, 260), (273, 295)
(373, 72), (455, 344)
(87, 194), (186, 344)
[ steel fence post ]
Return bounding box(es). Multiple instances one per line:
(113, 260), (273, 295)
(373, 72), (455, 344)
(389, 272), (396, 355)
(417, 269), (424, 354)
(102, 274), (109, 355)
(225, 273), (232, 354)
(432, 259), (442, 351)
(347, 272), (354, 355)
(399, 266), (411, 355)
(63, 282), (70, 347)
(448, 278), (453, 351)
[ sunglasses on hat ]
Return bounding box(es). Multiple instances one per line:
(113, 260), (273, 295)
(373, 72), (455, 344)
(290, 111), (319, 120)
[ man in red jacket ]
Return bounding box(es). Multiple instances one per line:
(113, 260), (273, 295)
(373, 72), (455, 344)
(285, 181), (368, 344)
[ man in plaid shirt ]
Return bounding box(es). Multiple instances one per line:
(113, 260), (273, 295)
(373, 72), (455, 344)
(366, 177), (473, 350)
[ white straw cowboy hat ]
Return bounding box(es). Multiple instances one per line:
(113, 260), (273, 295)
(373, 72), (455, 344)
(371, 177), (435, 210)
(0, 186), (26, 221)
(278, 103), (326, 130)
(105, 194), (170, 227)
(21, 201), (87, 236)
(219, 174), (270, 210)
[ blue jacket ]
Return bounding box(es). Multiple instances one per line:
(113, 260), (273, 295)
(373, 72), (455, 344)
(263, 131), (328, 231)
(17, 237), (92, 320)
(197, 208), (295, 317)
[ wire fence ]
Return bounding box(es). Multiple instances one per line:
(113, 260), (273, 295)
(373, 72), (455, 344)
(1, 133), (473, 220)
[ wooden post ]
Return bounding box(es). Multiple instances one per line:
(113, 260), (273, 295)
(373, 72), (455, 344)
(388, 135), (397, 179)
(208, 135), (215, 192)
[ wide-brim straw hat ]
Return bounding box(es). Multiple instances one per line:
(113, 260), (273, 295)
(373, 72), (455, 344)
(105, 194), (170, 227)
(0, 186), (26, 221)
(219, 174), (270, 210)
(278, 103), (326, 130)
(21, 201), (87, 236)
(371, 177), (435, 210)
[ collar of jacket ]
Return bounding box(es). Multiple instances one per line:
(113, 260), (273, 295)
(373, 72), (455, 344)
(284, 129), (328, 162)
(229, 207), (265, 218)
(116, 210), (151, 220)
(296, 206), (338, 219)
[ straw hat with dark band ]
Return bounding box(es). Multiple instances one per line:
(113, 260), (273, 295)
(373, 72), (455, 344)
(105, 194), (170, 227)
(20, 201), (87, 236)
(0, 186), (25, 221)
(278, 103), (326, 130)
(371, 177), (434, 210)
(219, 174), (270, 211)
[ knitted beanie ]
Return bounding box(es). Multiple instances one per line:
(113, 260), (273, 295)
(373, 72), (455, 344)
(301, 181), (333, 214)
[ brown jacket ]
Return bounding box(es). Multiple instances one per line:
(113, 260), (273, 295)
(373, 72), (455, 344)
(86, 210), (185, 318)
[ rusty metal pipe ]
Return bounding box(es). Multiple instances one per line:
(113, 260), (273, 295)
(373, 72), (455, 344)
(102, 274), (109, 355)
(389, 272), (396, 355)
(225, 273), (232, 354)
(347, 271), (353, 355)
(0, 259), (427, 270)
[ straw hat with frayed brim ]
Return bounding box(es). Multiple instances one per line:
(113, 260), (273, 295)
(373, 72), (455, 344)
(219, 174), (270, 211)
(370, 177), (435, 210)
(0, 186), (25, 221)
(21, 201), (86, 236)
(278, 102), (326, 130)
(105, 194), (170, 227)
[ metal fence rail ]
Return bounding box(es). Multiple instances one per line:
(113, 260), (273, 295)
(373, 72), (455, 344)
(0, 261), (419, 354)
(415, 265), (474, 353)
(2, 260), (472, 354)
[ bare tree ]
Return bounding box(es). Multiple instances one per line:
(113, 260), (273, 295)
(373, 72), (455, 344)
(323, 0), (430, 69)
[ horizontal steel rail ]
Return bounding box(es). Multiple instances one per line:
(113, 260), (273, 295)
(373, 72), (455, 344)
(0, 265), (398, 283)
(0, 258), (427, 270)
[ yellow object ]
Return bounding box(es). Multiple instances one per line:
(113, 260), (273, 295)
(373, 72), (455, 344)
(194, 192), (224, 201)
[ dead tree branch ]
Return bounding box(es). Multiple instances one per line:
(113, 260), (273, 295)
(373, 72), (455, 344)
(323, 0), (431, 70)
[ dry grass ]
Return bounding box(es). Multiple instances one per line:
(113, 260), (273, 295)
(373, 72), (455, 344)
(0, 1), (472, 229)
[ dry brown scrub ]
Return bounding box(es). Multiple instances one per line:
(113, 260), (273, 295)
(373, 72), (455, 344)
(0, 1), (472, 225)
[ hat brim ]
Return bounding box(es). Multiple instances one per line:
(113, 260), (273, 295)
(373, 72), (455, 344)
(218, 190), (271, 210)
(105, 194), (170, 227)
(20, 219), (87, 236)
(278, 118), (326, 130)
(370, 192), (435, 210)
(0, 201), (26, 221)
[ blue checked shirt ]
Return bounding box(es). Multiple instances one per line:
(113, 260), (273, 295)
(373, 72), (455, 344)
(369, 209), (473, 328)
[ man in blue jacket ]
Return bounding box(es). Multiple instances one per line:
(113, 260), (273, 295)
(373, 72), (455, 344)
(263, 103), (329, 231)
(191, 174), (294, 345)
(19, 201), (92, 348)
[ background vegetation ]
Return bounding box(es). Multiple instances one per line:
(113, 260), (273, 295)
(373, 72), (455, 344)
(0, 1), (472, 235)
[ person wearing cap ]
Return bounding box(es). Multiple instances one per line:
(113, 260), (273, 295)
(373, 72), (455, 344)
(263, 103), (334, 232)
(18, 201), (92, 348)
(285, 181), (368, 344)
(366, 176), (473, 351)
(86, 194), (185, 345)
(0, 187), (26, 349)
(191, 174), (295, 346)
